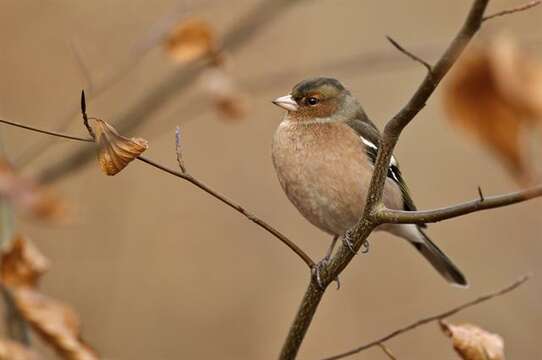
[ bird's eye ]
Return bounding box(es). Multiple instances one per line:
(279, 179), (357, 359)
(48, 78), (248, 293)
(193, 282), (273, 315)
(306, 97), (319, 106)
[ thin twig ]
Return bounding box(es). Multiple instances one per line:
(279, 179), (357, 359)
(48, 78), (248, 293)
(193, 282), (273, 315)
(477, 186), (484, 202)
(377, 344), (397, 360)
(0, 119), (93, 143)
(322, 274), (530, 360)
(85, 92), (313, 267)
(386, 36), (432, 73)
(0, 111), (315, 268)
(79, 91), (313, 268)
(482, 0), (541, 21)
(80, 91), (95, 140)
(376, 184), (542, 225)
(175, 126), (186, 173)
(136, 155), (314, 267)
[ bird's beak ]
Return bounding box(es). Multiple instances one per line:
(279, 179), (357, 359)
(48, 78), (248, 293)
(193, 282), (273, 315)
(272, 94), (299, 112)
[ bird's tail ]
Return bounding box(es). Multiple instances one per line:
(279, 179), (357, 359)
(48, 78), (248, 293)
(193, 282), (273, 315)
(400, 225), (468, 287)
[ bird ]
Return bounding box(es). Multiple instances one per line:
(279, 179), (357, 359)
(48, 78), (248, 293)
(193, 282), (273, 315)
(271, 77), (467, 287)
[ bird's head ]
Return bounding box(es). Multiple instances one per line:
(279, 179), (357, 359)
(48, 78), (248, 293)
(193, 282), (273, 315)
(272, 77), (358, 122)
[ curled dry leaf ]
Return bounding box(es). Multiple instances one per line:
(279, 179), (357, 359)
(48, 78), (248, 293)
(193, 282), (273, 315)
(91, 118), (148, 176)
(0, 160), (65, 222)
(0, 338), (40, 360)
(440, 321), (505, 360)
(165, 17), (216, 63)
(443, 35), (542, 185)
(200, 66), (248, 120)
(0, 235), (49, 288)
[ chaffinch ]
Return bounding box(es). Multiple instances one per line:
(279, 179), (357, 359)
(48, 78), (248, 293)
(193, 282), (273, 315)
(271, 77), (467, 287)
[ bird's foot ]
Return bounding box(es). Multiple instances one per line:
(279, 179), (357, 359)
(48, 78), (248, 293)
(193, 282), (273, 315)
(342, 230), (357, 254)
(311, 258), (340, 290)
(342, 231), (370, 255)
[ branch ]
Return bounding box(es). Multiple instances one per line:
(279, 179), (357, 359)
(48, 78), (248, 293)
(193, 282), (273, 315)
(482, 0), (541, 21)
(136, 156), (314, 267)
(37, 0), (302, 185)
(333, 0), (491, 281)
(278, 1), (539, 359)
(377, 344), (397, 360)
(322, 274), (530, 360)
(386, 36), (432, 73)
(376, 184), (542, 225)
(0, 115), (314, 269)
(0, 119), (93, 143)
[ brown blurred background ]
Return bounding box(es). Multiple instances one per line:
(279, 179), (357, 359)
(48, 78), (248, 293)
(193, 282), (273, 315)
(1, 0), (541, 359)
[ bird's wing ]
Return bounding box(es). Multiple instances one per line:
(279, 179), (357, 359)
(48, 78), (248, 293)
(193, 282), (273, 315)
(345, 114), (422, 218)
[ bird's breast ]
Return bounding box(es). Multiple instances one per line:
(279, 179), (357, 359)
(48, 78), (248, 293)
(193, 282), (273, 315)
(271, 120), (371, 235)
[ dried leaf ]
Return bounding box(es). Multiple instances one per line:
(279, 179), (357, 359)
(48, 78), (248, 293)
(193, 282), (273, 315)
(215, 97), (248, 120)
(13, 288), (98, 360)
(0, 338), (40, 360)
(92, 118), (148, 176)
(0, 237), (98, 359)
(0, 160), (65, 221)
(0, 235), (49, 288)
(440, 321), (505, 360)
(200, 67), (247, 120)
(165, 17), (216, 63)
(443, 35), (542, 185)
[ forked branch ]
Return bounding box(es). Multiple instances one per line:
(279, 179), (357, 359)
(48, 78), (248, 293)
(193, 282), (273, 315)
(278, 1), (540, 359)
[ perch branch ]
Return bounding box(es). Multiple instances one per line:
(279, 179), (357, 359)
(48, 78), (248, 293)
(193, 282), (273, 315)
(278, 1), (541, 359)
(0, 115), (314, 269)
(376, 184), (542, 225)
(323, 274), (530, 360)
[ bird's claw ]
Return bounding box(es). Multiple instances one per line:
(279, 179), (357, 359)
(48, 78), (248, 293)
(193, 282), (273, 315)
(342, 231), (357, 254)
(342, 231), (370, 255)
(311, 262), (325, 290)
(311, 258), (340, 290)
(361, 239), (370, 254)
